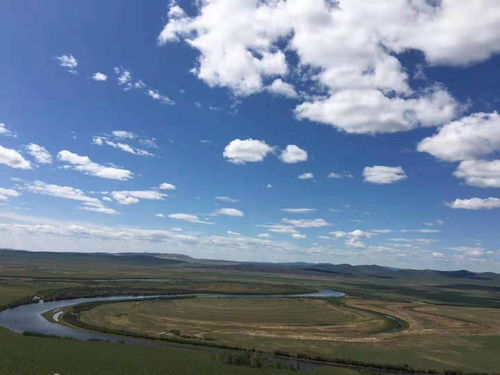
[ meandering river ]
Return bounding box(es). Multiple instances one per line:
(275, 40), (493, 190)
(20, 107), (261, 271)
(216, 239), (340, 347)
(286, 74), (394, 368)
(0, 289), (345, 344)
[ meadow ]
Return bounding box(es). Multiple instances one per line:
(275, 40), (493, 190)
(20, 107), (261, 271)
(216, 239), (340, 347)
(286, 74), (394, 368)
(0, 249), (499, 374)
(72, 296), (500, 373)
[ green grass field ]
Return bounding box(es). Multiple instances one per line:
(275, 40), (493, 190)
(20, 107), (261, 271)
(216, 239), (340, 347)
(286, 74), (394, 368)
(0, 327), (359, 375)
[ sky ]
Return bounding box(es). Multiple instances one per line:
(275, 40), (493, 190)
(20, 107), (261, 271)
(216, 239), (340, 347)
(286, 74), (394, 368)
(1, 0), (500, 272)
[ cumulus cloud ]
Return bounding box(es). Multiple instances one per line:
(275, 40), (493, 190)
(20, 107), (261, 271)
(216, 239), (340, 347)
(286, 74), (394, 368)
(447, 197), (500, 210)
(56, 54), (78, 74)
(363, 166), (407, 184)
(279, 145), (308, 164)
(57, 150), (132, 180)
(168, 213), (213, 224)
(214, 208), (244, 217)
(267, 79), (299, 98)
(159, 182), (176, 190)
(0, 187), (20, 201)
(92, 72), (108, 81)
(295, 87), (458, 134)
(298, 172), (313, 180)
(331, 229), (373, 248)
(417, 112), (500, 162)
(26, 143), (52, 164)
(454, 159), (500, 188)
(155, 1), (500, 134)
(110, 190), (166, 205)
(282, 208), (316, 214)
(223, 138), (273, 164)
(23, 180), (116, 214)
(0, 145), (32, 169)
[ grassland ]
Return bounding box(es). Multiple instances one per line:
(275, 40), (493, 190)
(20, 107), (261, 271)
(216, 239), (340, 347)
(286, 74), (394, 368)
(1, 249), (499, 374)
(0, 327), (359, 375)
(73, 297), (500, 373)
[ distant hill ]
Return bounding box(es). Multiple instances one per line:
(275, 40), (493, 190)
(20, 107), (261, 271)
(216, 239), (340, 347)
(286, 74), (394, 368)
(0, 248), (498, 282)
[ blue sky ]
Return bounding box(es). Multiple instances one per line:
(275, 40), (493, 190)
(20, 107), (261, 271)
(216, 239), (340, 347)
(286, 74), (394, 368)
(1, 0), (500, 271)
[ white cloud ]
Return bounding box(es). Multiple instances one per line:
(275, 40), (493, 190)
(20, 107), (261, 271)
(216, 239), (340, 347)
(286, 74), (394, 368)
(454, 159), (500, 188)
(425, 219), (444, 227)
(99, 139), (152, 156)
(57, 150), (133, 181)
(168, 213), (213, 224)
(147, 89), (175, 105)
(223, 139), (273, 164)
(417, 112), (500, 162)
(110, 190), (165, 205)
(298, 172), (313, 180)
(260, 223), (299, 235)
(0, 123), (13, 136)
(327, 171), (353, 179)
(24, 180), (98, 204)
(400, 229), (440, 234)
(448, 246), (486, 257)
(114, 67), (175, 105)
(24, 180), (116, 214)
(56, 54), (78, 74)
(279, 145), (308, 163)
(156, 213), (165, 218)
(282, 208), (316, 214)
(92, 132), (154, 157)
(0, 188), (20, 201)
(159, 182), (176, 190)
(92, 72), (108, 81)
(214, 208), (244, 217)
(0, 221), (194, 244)
(0, 145), (32, 169)
(266, 183), (273, 189)
(281, 218), (330, 228)
(331, 229), (372, 248)
(158, 2), (287, 96)
(292, 233), (306, 239)
(112, 130), (135, 139)
(80, 203), (118, 215)
(215, 196), (239, 203)
(432, 252), (444, 258)
(332, 229), (372, 239)
(447, 197), (500, 210)
(115, 67), (132, 86)
(295, 87), (458, 134)
(258, 233), (271, 238)
(363, 165), (407, 184)
(267, 79), (298, 98)
(26, 143), (52, 164)
(157, 1), (500, 134)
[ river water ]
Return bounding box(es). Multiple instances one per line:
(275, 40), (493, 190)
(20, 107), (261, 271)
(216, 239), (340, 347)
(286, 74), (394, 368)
(0, 289), (345, 344)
